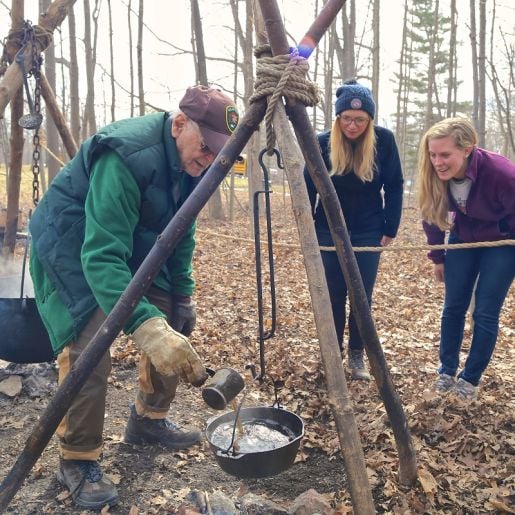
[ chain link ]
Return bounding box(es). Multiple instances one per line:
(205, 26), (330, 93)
(19, 21), (44, 207)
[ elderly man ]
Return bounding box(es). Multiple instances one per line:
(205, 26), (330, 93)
(29, 85), (239, 509)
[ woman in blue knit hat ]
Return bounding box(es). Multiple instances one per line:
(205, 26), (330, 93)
(305, 80), (404, 379)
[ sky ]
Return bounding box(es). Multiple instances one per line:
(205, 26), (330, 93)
(0, 0), (513, 128)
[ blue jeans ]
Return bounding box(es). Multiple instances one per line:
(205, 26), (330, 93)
(439, 235), (515, 386)
(319, 229), (382, 352)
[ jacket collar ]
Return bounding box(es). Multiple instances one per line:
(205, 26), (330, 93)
(464, 147), (479, 182)
(163, 114), (182, 177)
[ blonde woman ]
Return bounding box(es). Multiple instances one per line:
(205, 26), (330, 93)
(305, 80), (404, 379)
(418, 117), (515, 401)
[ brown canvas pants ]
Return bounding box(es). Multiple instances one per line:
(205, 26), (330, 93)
(57, 286), (180, 460)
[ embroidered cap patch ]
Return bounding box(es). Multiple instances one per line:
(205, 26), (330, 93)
(226, 106), (239, 133)
(350, 98), (362, 109)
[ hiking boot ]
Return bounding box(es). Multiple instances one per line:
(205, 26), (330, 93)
(454, 377), (478, 401)
(347, 349), (371, 381)
(124, 404), (201, 449)
(434, 373), (455, 393)
(56, 458), (119, 510)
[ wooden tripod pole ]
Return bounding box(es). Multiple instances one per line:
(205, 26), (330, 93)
(253, 1), (375, 512)
(257, 0), (418, 487)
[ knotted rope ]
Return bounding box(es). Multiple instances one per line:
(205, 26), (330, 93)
(249, 44), (320, 154)
(0, 24), (53, 76)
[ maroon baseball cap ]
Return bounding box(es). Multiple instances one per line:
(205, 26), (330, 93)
(179, 85), (239, 154)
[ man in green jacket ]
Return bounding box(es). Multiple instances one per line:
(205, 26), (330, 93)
(29, 85), (239, 510)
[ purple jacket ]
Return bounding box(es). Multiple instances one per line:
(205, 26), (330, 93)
(423, 146), (515, 264)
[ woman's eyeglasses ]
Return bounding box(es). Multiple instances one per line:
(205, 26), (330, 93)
(338, 115), (369, 127)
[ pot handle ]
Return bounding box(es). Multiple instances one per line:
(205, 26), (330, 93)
(216, 449), (246, 460)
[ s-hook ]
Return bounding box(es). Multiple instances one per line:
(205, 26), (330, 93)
(246, 148), (283, 383)
(15, 21), (43, 130)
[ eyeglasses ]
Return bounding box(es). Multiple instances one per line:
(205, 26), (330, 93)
(338, 115), (369, 127)
(199, 140), (214, 156)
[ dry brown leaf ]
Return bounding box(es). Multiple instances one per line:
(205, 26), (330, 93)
(486, 499), (515, 513)
(418, 467), (438, 494)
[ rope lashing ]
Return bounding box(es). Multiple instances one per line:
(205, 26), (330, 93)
(2, 24), (53, 65)
(249, 44), (320, 154)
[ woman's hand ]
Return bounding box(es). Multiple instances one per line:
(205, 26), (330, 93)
(434, 263), (444, 283)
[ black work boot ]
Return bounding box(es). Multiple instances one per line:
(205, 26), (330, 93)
(124, 404), (201, 449)
(56, 458), (119, 510)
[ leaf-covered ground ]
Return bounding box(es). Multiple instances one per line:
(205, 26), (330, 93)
(191, 191), (514, 514)
(0, 188), (513, 513)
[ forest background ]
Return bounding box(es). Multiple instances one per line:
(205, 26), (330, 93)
(0, 0), (514, 206)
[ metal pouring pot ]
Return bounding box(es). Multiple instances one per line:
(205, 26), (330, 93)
(202, 367), (245, 410)
(205, 406), (304, 478)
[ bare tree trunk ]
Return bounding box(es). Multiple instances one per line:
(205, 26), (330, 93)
(107, 0), (115, 122)
(477, 0), (486, 146)
(323, 22), (335, 129)
(39, 73), (77, 159)
(190, 0), (207, 85)
(371, 0), (380, 118)
(190, 0), (224, 220)
(395, 0), (409, 174)
(3, 0), (24, 256)
(469, 0), (479, 131)
(40, 0), (60, 184)
(68, 4), (80, 144)
(341, 0), (356, 81)
(82, 0), (99, 138)
(127, 0), (134, 117)
(312, 0), (320, 130)
(446, 0), (457, 117)
(137, 0), (144, 116)
(229, 0), (239, 221)
(424, 0), (439, 131)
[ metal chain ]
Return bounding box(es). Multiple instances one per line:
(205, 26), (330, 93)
(23, 20), (44, 207)
(32, 62), (42, 206)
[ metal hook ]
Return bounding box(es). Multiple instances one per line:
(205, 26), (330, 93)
(259, 148), (284, 172)
(15, 24), (43, 130)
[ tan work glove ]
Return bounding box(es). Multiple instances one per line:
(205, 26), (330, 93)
(132, 317), (208, 386)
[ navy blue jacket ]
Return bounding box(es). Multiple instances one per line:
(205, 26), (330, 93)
(304, 126), (403, 241)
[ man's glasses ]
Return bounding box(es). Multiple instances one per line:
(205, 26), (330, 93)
(338, 115), (369, 127)
(200, 140), (214, 156)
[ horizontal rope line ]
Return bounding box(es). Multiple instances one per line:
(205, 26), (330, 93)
(196, 228), (515, 253)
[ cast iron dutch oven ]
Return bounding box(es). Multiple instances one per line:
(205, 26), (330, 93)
(0, 297), (54, 363)
(205, 406), (304, 478)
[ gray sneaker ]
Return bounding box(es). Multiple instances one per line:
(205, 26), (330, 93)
(56, 458), (119, 510)
(454, 377), (478, 401)
(434, 373), (455, 393)
(347, 349), (371, 381)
